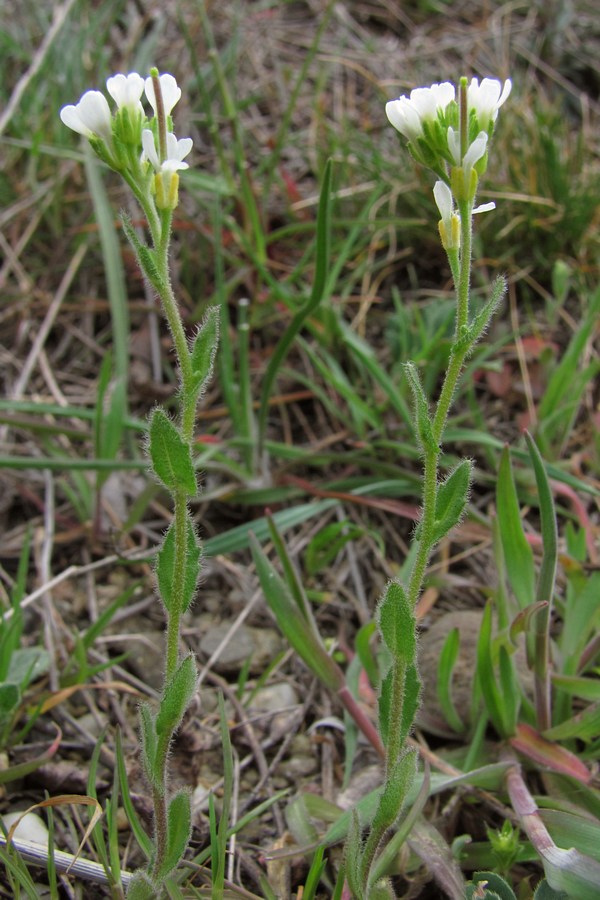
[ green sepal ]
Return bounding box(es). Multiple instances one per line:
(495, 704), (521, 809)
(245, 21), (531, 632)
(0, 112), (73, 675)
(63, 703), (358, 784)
(190, 306), (220, 395)
(148, 409), (197, 496)
(139, 702), (158, 789)
(431, 459), (472, 544)
(156, 513), (202, 614)
(404, 362), (438, 454)
(121, 215), (163, 293)
(154, 789), (192, 881)
(155, 654), (197, 737)
(126, 871), (157, 899)
(377, 581), (416, 662)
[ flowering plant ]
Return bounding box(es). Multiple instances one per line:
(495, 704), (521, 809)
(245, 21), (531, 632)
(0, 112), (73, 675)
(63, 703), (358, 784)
(344, 77), (510, 898)
(61, 70), (218, 898)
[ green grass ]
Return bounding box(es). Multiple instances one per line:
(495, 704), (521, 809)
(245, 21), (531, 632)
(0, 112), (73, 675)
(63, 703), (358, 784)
(1, 0), (599, 897)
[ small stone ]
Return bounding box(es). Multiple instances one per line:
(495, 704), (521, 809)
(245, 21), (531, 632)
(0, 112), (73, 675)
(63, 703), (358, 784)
(198, 623), (283, 674)
(1, 811), (49, 845)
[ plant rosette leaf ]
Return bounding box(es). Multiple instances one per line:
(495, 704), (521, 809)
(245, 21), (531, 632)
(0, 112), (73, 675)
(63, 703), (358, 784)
(148, 408), (196, 496)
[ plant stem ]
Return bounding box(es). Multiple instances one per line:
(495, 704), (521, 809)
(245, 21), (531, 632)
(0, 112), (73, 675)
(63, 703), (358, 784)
(407, 201), (473, 611)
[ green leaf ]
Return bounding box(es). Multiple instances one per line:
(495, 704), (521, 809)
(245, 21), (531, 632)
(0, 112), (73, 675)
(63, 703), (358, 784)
(455, 276), (505, 354)
(148, 409), (196, 496)
(466, 871), (517, 900)
(431, 459), (472, 543)
(190, 306), (219, 395)
(139, 703), (158, 789)
(399, 662), (421, 746)
(436, 628), (466, 734)
(155, 654), (197, 737)
(525, 432), (558, 611)
(404, 362), (438, 454)
(126, 871), (156, 899)
(155, 790), (192, 880)
(121, 215), (163, 294)
(6, 647), (50, 687)
(497, 445), (535, 610)
(371, 749), (417, 835)
(344, 809), (364, 900)
(250, 532), (343, 692)
(0, 684), (20, 722)
(476, 601), (510, 737)
(156, 514), (202, 614)
(377, 581), (416, 662)
(257, 158), (333, 452)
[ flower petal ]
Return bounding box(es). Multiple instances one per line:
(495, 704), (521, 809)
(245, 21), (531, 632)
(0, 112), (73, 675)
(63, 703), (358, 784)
(145, 73), (182, 117)
(60, 104), (92, 137)
(107, 72), (144, 110)
(433, 180), (453, 222)
(75, 91), (113, 144)
(141, 128), (160, 170)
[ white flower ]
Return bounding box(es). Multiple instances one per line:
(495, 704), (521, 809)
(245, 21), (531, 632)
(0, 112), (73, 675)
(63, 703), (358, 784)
(386, 81), (455, 142)
(141, 129), (192, 172)
(106, 72), (145, 112)
(468, 78), (512, 133)
(60, 90), (113, 144)
(433, 180), (460, 249)
(447, 127), (489, 168)
(144, 73), (182, 118)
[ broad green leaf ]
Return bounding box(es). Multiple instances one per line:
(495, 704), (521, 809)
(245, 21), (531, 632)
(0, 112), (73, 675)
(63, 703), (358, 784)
(371, 749), (416, 835)
(190, 306), (219, 395)
(155, 790), (192, 880)
(497, 445), (535, 610)
(6, 647), (50, 687)
(156, 514), (202, 614)
(155, 654), (197, 737)
(377, 581), (416, 662)
(432, 459), (472, 543)
(148, 409), (196, 496)
(126, 871), (156, 899)
(0, 683), (20, 721)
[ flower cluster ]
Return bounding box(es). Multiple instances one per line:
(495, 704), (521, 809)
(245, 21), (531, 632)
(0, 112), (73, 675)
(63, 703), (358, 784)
(385, 76), (510, 248)
(60, 70), (192, 210)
